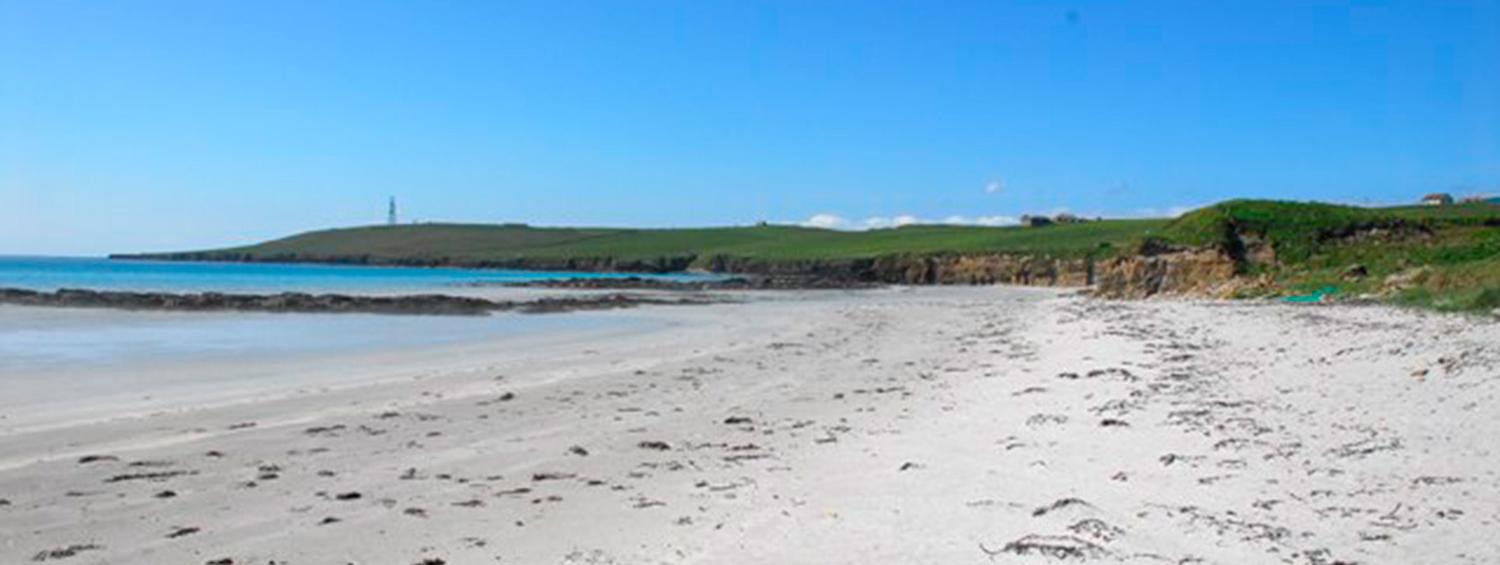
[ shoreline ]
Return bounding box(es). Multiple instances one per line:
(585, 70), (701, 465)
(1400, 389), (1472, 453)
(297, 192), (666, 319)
(0, 286), (728, 316)
(0, 307), (685, 437)
(1, 287), (1496, 563)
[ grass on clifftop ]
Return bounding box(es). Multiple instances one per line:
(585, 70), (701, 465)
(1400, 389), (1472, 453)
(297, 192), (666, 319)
(128, 199), (1499, 311)
(149, 218), (1171, 266)
(1160, 200), (1500, 311)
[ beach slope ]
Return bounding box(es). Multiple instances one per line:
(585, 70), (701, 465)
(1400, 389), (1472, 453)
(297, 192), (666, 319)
(1, 288), (1496, 564)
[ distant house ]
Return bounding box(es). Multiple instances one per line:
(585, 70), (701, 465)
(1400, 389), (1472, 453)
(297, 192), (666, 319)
(1053, 213), (1097, 224)
(1459, 195), (1500, 205)
(1020, 215), (1053, 228)
(1421, 193), (1454, 206)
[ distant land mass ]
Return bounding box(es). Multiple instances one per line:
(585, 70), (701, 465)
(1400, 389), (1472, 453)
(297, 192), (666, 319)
(118, 200), (1500, 311)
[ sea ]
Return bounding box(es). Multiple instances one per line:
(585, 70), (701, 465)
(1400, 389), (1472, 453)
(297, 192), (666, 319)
(0, 257), (712, 401)
(0, 256), (714, 294)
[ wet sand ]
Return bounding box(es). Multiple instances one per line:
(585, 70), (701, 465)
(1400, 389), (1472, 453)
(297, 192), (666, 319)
(1, 287), (1497, 564)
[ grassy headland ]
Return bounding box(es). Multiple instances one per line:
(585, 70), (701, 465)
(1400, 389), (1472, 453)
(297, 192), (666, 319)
(117, 200), (1500, 311)
(1160, 200), (1500, 311)
(120, 219), (1169, 269)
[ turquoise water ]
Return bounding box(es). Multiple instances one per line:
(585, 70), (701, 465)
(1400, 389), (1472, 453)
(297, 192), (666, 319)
(0, 256), (715, 294)
(0, 256), (695, 376)
(0, 306), (628, 371)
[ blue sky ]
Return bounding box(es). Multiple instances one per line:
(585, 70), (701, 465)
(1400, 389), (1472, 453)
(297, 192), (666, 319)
(2, 1), (1496, 255)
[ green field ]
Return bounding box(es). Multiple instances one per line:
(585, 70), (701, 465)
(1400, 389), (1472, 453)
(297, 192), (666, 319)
(1159, 200), (1500, 311)
(140, 218), (1172, 265)
(125, 199), (1500, 311)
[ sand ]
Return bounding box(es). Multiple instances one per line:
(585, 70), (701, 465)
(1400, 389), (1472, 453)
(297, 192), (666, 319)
(1, 286), (1497, 564)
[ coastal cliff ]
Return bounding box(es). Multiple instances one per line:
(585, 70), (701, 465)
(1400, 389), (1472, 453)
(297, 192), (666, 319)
(727, 249), (1255, 298)
(701, 254), (1094, 286)
(1091, 248), (1245, 299)
(114, 200), (1500, 310)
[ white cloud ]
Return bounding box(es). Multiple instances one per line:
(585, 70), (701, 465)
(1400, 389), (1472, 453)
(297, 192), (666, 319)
(802, 213), (848, 229)
(971, 215), (1019, 226)
(943, 214), (1018, 227)
(803, 204), (1211, 229)
(984, 179), (1004, 194)
(1129, 204), (1203, 218)
(796, 212), (1020, 231)
(861, 215), (921, 229)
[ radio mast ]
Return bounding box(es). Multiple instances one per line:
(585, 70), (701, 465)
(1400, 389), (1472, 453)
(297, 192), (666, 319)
(387, 196), (398, 225)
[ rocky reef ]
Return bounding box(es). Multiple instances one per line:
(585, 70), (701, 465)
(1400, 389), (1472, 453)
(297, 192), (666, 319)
(497, 274), (881, 291)
(0, 288), (720, 316)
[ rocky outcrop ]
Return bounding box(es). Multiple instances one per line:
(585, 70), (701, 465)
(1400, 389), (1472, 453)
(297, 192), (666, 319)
(875, 255), (1092, 286)
(1091, 248), (1243, 299)
(702, 254), (1093, 287)
(0, 288), (720, 316)
(497, 275), (880, 291)
(0, 288), (498, 315)
(1381, 267), (1432, 294)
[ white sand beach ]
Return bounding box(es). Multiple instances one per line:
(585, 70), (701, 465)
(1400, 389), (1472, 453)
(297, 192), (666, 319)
(2, 287), (1497, 564)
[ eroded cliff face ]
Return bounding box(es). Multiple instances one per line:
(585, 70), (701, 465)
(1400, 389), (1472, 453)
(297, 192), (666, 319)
(1090, 249), (1243, 299)
(869, 255), (1093, 286)
(702, 254), (1093, 287)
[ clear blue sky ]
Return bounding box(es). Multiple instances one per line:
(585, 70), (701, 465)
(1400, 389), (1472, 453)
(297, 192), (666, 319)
(2, 1), (1496, 255)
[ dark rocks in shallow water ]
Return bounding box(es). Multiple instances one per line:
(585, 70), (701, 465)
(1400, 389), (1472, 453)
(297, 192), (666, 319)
(0, 287), (494, 315)
(499, 274), (880, 291)
(0, 287), (722, 316)
(510, 293), (716, 313)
